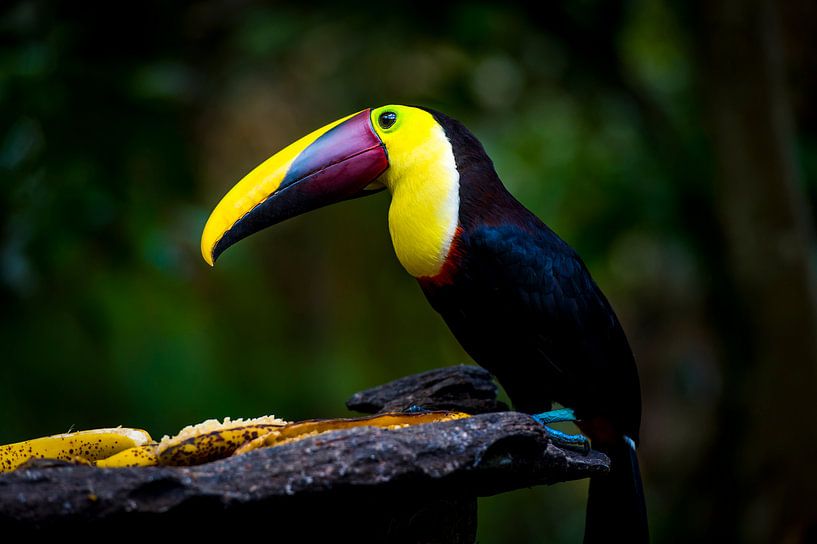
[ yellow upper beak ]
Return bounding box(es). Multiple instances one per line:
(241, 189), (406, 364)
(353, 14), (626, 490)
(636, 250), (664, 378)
(200, 112), (358, 266)
(200, 109), (388, 266)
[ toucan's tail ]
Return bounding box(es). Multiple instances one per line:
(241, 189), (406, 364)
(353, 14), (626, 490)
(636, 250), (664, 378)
(584, 436), (649, 543)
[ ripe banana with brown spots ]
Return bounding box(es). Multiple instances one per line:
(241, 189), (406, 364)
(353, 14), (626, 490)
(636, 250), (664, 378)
(95, 444), (159, 468)
(1, 412), (471, 471)
(0, 427), (152, 472)
(234, 411), (470, 454)
(155, 412), (469, 465)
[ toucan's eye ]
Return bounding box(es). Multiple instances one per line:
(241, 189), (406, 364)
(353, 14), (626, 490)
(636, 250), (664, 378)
(378, 111), (397, 130)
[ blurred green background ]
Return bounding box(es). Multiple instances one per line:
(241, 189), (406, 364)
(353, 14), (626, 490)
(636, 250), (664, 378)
(2, 1), (816, 542)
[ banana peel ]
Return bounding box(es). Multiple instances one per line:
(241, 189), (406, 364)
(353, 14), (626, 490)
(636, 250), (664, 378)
(0, 411), (471, 472)
(235, 411), (471, 455)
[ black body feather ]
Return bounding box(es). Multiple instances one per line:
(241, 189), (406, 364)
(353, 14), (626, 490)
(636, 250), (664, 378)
(419, 109), (647, 543)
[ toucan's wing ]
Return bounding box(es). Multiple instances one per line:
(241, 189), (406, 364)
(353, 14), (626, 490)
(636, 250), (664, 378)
(464, 223), (620, 354)
(461, 223), (640, 437)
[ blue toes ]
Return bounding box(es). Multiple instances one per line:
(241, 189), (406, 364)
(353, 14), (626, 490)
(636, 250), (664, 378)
(531, 408), (576, 425)
(543, 427), (591, 454)
(530, 409), (590, 454)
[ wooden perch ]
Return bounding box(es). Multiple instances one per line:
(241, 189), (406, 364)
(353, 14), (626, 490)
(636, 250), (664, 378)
(347, 364), (509, 414)
(0, 366), (608, 541)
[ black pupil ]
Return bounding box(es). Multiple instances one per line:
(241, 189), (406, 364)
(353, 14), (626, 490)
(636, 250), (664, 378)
(379, 111), (397, 129)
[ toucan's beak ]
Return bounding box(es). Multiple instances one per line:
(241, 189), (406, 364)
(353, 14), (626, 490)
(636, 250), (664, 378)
(201, 109), (388, 265)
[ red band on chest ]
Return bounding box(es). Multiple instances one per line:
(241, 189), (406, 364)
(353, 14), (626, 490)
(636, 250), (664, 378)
(418, 226), (463, 287)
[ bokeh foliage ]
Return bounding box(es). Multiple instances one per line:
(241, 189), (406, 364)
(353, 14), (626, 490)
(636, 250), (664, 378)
(2, 1), (815, 542)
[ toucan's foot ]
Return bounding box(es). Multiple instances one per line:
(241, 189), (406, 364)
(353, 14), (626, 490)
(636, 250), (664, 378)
(543, 427), (591, 454)
(530, 409), (590, 454)
(531, 408), (576, 425)
(404, 404), (428, 413)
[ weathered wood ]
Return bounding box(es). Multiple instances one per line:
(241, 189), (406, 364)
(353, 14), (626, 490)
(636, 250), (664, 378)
(347, 364), (509, 414)
(0, 366), (607, 539)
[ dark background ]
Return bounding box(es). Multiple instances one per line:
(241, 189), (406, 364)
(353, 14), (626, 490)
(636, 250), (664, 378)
(2, 1), (816, 542)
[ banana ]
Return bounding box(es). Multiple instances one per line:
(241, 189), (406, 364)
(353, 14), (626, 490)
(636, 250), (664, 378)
(234, 411), (470, 455)
(95, 444), (159, 468)
(157, 416), (288, 466)
(1, 412), (471, 471)
(0, 427), (152, 473)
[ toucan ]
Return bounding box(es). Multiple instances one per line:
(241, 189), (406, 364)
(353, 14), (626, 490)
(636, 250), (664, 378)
(200, 106), (648, 543)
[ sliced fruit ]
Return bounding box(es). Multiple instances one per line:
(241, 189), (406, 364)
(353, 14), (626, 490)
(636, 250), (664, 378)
(157, 415), (288, 466)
